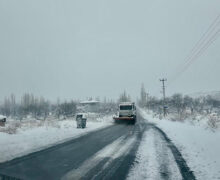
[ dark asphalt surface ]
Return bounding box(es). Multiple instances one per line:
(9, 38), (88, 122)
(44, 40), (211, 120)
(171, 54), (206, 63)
(0, 113), (195, 180)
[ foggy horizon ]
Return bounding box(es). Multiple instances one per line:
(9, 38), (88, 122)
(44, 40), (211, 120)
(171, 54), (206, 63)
(1, 0), (220, 102)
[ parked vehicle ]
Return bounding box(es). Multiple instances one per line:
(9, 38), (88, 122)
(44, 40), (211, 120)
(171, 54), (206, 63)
(0, 115), (6, 122)
(0, 115), (6, 126)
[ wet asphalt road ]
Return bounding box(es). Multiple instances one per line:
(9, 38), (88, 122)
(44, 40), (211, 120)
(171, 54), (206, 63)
(0, 114), (195, 180)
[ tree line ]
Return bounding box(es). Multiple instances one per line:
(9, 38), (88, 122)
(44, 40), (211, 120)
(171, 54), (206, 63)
(138, 85), (220, 117)
(0, 93), (77, 120)
(0, 93), (119, 120)
(2, 88), (219, 121)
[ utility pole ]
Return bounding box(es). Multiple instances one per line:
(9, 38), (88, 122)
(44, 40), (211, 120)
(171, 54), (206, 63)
(160, 78), (167, 117)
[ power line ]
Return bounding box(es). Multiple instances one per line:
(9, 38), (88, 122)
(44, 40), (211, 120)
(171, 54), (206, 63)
(178, 20), (220, 76)
(171, 28), (220, 83)
(183, 14), (220, 64)
(181, 29), (220, 72)
(169, 14), (220, 85)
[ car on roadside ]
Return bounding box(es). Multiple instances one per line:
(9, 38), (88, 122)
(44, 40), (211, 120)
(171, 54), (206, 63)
(0, 115), (6, 122)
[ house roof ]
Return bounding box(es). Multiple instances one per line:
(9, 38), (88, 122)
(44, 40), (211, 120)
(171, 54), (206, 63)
(80, 100), (100, 104)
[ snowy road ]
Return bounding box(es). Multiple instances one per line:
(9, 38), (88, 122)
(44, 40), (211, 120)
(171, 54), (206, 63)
(0, 114), (195, 180)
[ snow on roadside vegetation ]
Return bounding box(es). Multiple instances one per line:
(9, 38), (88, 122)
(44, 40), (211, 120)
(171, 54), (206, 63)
(140, 109), (220, 180)
(0, 115), (113, 163)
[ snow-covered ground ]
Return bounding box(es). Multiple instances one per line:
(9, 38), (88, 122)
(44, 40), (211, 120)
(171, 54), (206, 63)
(127, 128), (181, 180)
(140, 109), (220, 180)
(0, 115), (113, 163)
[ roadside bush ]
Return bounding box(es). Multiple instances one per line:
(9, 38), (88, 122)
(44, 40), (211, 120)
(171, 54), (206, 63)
(0, 121), (21, 134)
(208, 114), (220, 129)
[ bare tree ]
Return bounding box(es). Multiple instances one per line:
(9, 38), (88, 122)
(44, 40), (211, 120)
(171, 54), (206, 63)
(118, 91), (131, 103)
(139, 84), (148, 107)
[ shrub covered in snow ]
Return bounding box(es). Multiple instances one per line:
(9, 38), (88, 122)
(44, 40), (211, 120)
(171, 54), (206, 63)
(140, 93), (220, 129)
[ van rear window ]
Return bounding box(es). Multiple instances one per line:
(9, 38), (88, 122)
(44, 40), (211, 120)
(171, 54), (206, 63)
(120, 105), (132, 110)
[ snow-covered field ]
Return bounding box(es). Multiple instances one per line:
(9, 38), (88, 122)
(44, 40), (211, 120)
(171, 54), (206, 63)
(0, 115), (113, 163)
(140, 109), (220, 180)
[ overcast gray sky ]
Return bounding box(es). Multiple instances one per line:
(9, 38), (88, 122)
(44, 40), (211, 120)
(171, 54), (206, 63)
(0, 0), (220, 102)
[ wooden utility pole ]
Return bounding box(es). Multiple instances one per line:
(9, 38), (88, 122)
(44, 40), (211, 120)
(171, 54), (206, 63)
(160, 78), (167, 117)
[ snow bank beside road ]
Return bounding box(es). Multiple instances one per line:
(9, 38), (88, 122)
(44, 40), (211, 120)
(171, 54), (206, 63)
(0, 116), (113, 163)
(140, 109), (220, 180)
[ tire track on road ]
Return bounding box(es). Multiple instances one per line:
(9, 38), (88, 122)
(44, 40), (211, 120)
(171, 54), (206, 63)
(0, 124), (133, 180)
(152, 125), (196, 180)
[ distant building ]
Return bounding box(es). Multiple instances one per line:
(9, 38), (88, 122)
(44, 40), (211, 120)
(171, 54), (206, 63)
(79, 100), (100, 112)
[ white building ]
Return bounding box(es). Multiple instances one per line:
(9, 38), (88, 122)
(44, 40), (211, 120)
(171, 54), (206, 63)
(79, 100), (100, 113)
